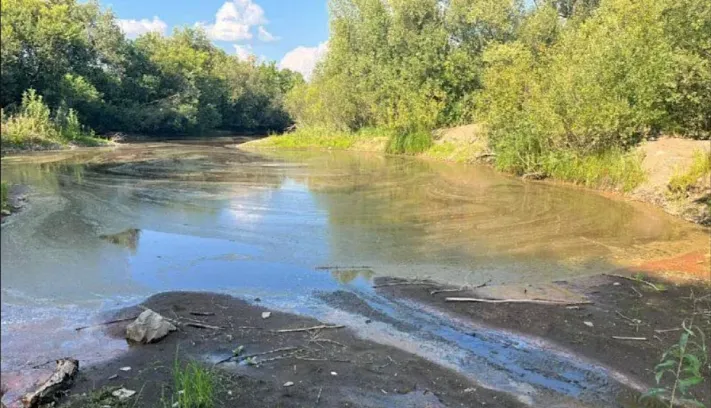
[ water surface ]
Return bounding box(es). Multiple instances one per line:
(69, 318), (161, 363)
(1, 140), (708, 405)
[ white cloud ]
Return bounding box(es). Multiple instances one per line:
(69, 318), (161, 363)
(279, 42), (328, 80)
(233, 44), (254, 61)
(116, 17), (167, 38)
(200, 0), (267, 42)
(257, 26), (278, 42)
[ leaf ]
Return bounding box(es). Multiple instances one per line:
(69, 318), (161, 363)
(232, 345), (245, 356)
(640, 387), (667, 400)
(677, 398), (706, 407)
(678, 376), (702, 393)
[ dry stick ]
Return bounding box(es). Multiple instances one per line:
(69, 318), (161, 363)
(445, 297), (592, 306)
(629, 286), (643, 298)
(373, 281), (433, 288)
(315, 266), (371, 270)
(74, 315), (139, 331)
(215, 347), (302, 366)
(615, 311), (642, 325)
(293, 356), (352, 363)
(605, 273), (662, 292)
(611, 336), (648, 341)
(185, 322), (222, 330)
(275, 325), (345, 334)
(316, 387), (323, 405)
(313, 338), (347, 348)
(654, 327), (682, 334)
(189, 311), (215, 316)
(430, 279), (491, 296)
(241, 347), (300, 360)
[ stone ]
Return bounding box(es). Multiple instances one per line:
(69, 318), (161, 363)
(125, 309), (176, 344)
(111, 388), (136, 400)
(261, 312), (271, 319)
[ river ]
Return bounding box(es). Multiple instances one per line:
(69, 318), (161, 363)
(1, 139), (708, 405)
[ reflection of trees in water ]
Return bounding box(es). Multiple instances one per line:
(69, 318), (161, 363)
(330, 268), (375, 284)
(100, 228), (141, 254)
(290, 151), (691, 265)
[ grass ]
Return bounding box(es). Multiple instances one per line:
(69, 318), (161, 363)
(1, 182), (8, 212)
(422, 141), (486, 163)
(163, 357), (215, 408)
(669, 150), (711, 195)
(385, 129), (433, 155)
(540, 149), (647, 192)
(62, 387), (137, 408)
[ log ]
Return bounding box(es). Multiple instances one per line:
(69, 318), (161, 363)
(445, 297), (592, 306)
(22, 358), (79, 408)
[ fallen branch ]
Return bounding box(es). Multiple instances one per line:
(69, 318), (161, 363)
(445, 297), (592, 306)
(316, 387), (323, 405)
(430, 279), (491, 296)
(275, 325), (345, 334)
(189, 311), (215, 316)
(185, 322), (222, 330)
(241, 347), (299, 360)
(215, 347), (301, 365)
(315, 266), (371, 270)
(605, 273), (663, 292)
(611, 336), (647, 341)
(22, 359), (79, 408)
(373, 280), (433, 288)
(293, 356), (352, 363)
(312, 338), (347, 348)
(74, 316), (138, 331)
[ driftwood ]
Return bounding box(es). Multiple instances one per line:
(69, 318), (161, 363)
(445, 297), (592, 306)
(22, 358), (79, 408)
(275, 325), (345, 334)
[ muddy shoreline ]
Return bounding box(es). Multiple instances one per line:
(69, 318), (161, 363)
(3, 272), (707, 408)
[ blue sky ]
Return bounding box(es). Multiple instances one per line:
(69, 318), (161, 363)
(103, 0), (330, 77)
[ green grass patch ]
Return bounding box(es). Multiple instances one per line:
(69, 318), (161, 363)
(540, 150), (647, 192)
(258, 126), (356, 149)
(164, 358), (215, 408)
(386, 130), (433, 155)
(1, 182), (8, 212)
(422, 141), (485, 163)
(668, 150), (711, 194)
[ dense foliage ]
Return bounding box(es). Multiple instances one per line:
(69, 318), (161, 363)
(287, 0), (710, 169)
(0, 0), (301, 138)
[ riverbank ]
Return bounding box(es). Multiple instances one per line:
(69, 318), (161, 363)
(3, 271), (705, 408)
(242, 127), (711, 225)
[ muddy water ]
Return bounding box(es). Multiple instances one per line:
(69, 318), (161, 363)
(1, 140), (708, 406)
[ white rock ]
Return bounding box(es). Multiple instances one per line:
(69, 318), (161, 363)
(584, 321), (594, 327)
(261, 312), (272, 319)
(112, 388), (136, 400)
(330, 371), (337, 376)
(126, 309), (177, 344)
(119, 366), (131, 371)
(613, 282), (621, 286)
(283, 381), (294, 387)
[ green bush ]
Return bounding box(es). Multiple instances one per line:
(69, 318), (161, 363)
(1, 89), (101, 148)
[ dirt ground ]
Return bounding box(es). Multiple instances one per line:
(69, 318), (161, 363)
(374, 274), (711, 407)
(56, 292), (523, 408)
